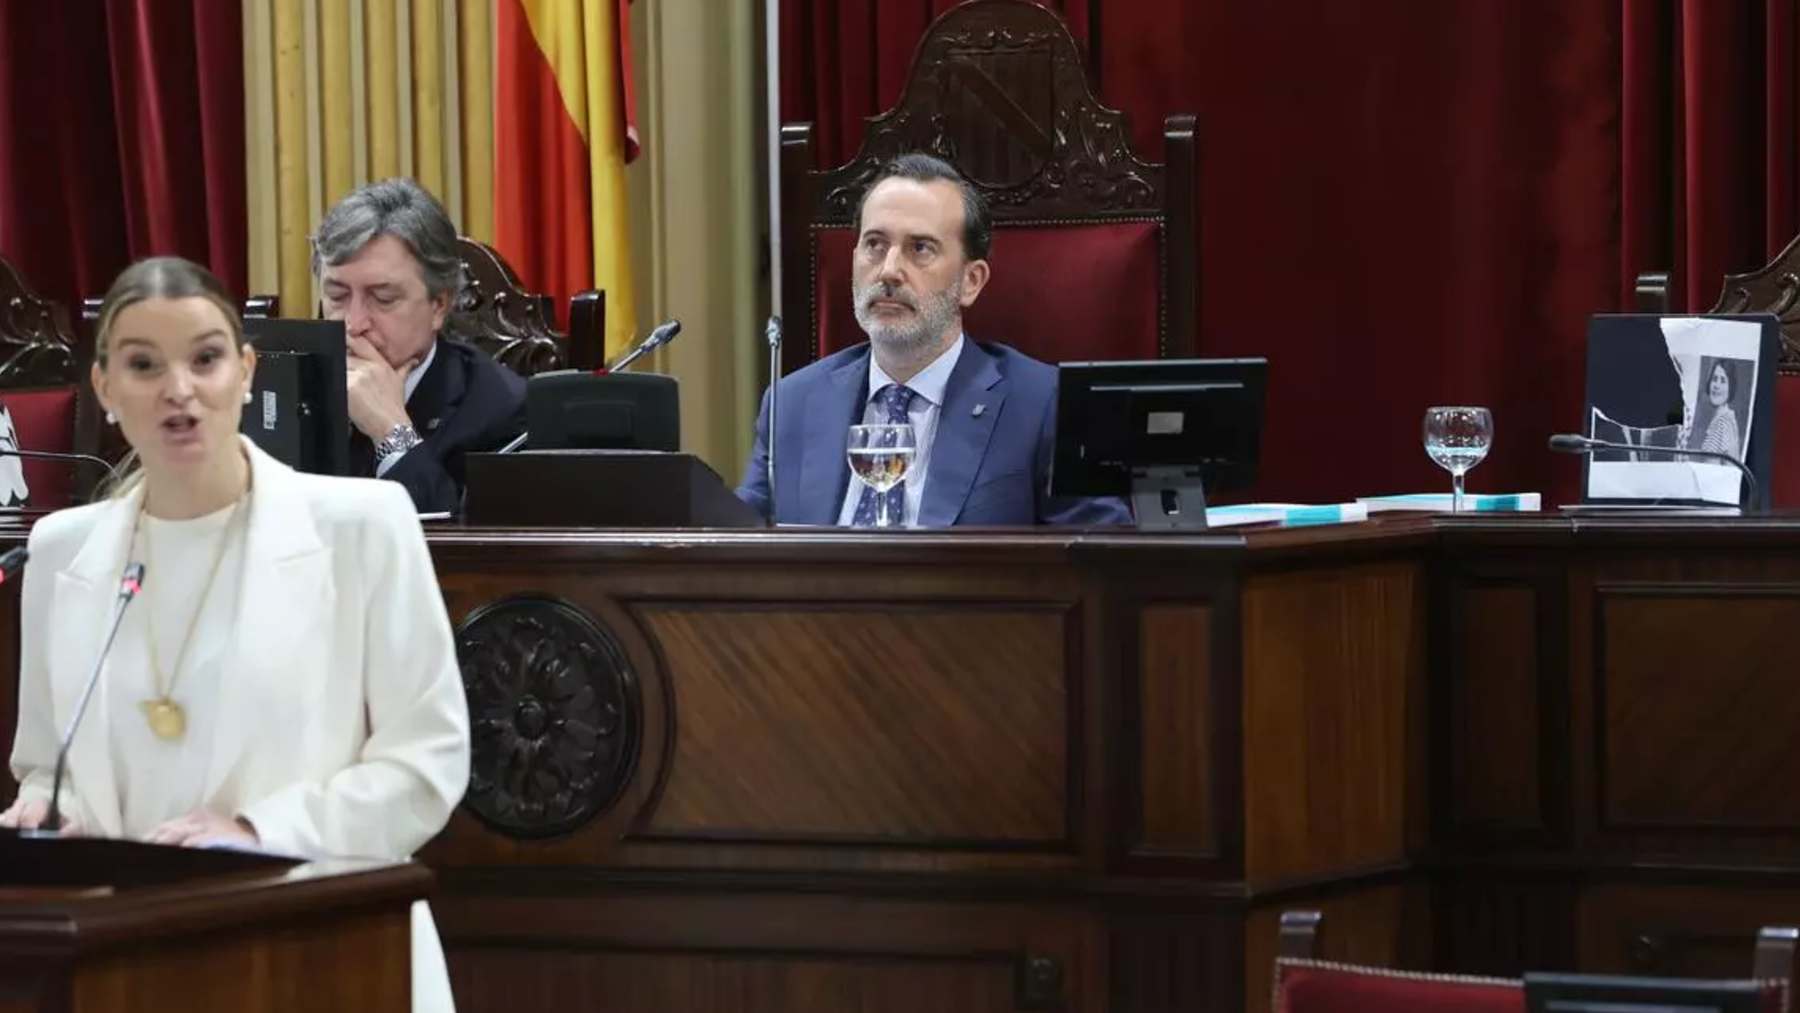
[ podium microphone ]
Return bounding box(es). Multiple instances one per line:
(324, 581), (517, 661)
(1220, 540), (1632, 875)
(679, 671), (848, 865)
(38, 562), (145, 834)
(1548, 432), (1761, 510)
(0, 448), (120, 487)
(764, 315), (782, 521)
(605, 319), (682, 374)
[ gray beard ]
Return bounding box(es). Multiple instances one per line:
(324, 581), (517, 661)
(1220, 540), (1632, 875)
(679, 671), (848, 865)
(852, 278), (962, 357)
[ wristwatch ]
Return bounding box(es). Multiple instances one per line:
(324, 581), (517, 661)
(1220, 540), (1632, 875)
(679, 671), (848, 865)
(374, 422), (423, 460)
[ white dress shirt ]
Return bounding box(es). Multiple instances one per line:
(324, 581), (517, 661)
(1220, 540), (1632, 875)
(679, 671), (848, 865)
(375, 338), (438, 477)
(836, 336), (965, 527)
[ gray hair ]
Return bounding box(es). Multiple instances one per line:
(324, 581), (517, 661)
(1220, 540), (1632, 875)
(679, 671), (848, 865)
(311, 178), (465, 300)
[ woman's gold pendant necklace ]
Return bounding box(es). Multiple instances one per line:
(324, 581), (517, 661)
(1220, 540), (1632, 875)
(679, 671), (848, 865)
(135, 491), (246, 742)
(140, 698), (187, 740)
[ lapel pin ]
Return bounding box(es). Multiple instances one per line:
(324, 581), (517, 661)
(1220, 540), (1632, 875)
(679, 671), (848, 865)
(972, 403), (986, 418)
(425, 417), (442, 431)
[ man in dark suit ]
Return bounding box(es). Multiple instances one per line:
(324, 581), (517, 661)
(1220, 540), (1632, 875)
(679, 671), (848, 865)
(313, 178), (524, 514)
(737, 153), (1129, 527)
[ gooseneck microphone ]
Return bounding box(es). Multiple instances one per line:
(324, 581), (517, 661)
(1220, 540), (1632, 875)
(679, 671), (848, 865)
(1548, 433), (1761, 510)
(606, 319), (683, 374)
(38, 562), (145, 834)
(0, 448), (120, 488)
(763, 315), (782, 522)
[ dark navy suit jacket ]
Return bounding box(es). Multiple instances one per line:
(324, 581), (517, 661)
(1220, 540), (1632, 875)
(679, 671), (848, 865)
(350, 337), (526, 515)
(737, 340), (1132, 526)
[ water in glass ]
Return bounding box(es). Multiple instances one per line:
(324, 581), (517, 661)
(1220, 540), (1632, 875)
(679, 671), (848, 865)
(1422, 406), (1493, 512)
(846, 423), (917, 527)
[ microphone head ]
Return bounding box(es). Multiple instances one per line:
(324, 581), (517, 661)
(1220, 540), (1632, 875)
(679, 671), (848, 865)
(1547, 433), (1592, 454)
(119, 562), (145, 599)
(649, 319), (682, 348)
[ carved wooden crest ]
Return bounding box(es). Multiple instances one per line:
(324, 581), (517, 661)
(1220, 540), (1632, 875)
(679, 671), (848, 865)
(0, 257), (79, 387)
(1710, 231), (1800, 372)
(810, 0), (1161, 223)
(447, 238), (568, 376)
(457, 596), (641, 838)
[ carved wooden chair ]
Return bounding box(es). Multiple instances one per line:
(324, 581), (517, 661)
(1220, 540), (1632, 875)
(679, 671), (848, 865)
(778, 0), (1198, 375)
(452, 237), (602, 375)
(1273, 911), (1796, 1013)
(1636, 240), (1800, 504)
(0, 256), (89, 508)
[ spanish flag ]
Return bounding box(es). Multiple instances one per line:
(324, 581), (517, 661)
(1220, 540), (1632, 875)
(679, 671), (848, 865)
(495, 0), (639, 359)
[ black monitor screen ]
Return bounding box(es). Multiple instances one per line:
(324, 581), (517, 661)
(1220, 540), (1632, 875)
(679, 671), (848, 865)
(1050, 357), (1267, 498)
(1524, 973), (1764, 1013)
(240, 319), (349, 476)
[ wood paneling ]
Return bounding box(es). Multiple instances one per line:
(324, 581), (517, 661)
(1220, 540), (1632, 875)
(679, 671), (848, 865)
(443, 890), (1105, 1013)
(74, 910), (409, 1012)
(452, 951), (1015, 1013)
(1597, 589), (1800, 830)
(635, 602), (1073, 847)
(1578, 884), (1800, 979)
(1435, 874), (1580, 977)
(1137, 602), (1215, 857)
(1241, 561), (1424, 887)
(1450, 583), (1543, 831)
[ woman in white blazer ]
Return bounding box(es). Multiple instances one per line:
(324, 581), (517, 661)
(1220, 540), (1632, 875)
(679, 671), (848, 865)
(0, 257), (470, 1013)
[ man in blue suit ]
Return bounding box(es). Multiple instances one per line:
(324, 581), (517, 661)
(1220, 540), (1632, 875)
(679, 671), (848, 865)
(737, 153), (1130, 527)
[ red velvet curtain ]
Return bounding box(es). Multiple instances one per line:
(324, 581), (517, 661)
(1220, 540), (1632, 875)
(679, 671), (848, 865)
(783, 0), (1793, 506)
(1621, 1), (1799, 312)
(0, 0), (245, 320)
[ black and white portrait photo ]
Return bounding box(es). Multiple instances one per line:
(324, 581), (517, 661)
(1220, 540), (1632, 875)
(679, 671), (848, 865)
(1684, 355), (1753, 462)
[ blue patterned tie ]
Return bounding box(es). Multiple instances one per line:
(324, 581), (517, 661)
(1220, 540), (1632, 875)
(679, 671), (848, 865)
(851, 383), (916, 527)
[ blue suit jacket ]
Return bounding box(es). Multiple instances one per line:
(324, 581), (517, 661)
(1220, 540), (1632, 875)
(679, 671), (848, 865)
(737, 340), (1132, 526)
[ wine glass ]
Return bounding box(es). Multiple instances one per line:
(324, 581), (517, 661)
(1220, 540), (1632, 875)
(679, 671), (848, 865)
(1422, 406), (1494, 512)
(846, 423), (918, 528)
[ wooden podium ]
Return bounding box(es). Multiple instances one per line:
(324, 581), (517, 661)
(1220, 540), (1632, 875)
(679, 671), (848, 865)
(0, 831), (428, 1012)
(462, 449), (765, 527)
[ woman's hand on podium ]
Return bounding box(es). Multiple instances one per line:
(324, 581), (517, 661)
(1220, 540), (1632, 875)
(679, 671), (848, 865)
(144, 808), (259, 848)
(0, 796), (84, 835)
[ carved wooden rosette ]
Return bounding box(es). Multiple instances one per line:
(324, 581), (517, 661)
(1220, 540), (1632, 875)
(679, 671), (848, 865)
(456, 596), (641, 838)
(449, 238), (567, 376)
(0, 257), (79, 387)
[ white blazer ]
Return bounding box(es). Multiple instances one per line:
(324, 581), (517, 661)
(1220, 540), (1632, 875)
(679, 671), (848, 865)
(9, 438), (470, 1012)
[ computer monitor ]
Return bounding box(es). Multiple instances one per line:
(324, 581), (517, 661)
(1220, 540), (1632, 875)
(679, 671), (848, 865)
(523, 371), (680, 451)
(239, 319), (350, 476)
(1051, 357), (1267, 530)
(1524, 973), (1763, 1013)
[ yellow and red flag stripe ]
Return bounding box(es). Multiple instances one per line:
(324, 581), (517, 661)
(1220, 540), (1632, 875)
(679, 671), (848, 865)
(495, 0), (638, 358)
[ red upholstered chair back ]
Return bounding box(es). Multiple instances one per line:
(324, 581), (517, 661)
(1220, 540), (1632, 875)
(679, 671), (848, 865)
(780, 0), (1197, 374)
(1274, 959), (1523, 1013)
(0, 256), (85, 509)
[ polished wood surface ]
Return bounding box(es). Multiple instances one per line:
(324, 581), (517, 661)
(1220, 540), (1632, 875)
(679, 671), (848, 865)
(6, 514), (1800, 1010)
(0, 844), (426, 1013)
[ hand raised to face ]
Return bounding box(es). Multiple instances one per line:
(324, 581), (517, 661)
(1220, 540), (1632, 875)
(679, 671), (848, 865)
(345, 334), (419, 441)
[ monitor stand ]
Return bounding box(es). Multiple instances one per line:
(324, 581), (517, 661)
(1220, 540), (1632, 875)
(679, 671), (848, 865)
(1131, 465), (1209, 530)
